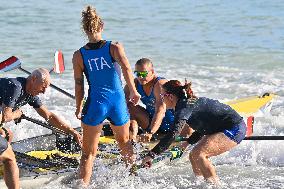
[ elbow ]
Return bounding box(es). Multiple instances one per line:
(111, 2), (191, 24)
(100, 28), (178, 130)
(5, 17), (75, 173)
(2, 114), (13, 122)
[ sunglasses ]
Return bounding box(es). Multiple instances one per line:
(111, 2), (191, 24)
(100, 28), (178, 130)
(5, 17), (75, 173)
(134, 71), (149, 78)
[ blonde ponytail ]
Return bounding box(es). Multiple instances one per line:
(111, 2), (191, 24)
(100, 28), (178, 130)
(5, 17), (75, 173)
(81, 5), (103, 34)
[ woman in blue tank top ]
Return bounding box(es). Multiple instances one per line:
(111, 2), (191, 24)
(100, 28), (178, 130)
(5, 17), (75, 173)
(72, 5), (140, 185)
(142, 80), (246, 185)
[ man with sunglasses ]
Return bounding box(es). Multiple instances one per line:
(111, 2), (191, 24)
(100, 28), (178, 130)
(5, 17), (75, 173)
(125, 58), (191, 142)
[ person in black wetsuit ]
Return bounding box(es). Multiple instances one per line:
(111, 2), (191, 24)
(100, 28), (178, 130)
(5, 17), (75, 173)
(142, 80), (247, 184)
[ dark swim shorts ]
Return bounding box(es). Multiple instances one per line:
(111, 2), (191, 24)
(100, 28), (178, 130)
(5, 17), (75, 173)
(0, 135), (8, 154)
(223, 120), (247, 144)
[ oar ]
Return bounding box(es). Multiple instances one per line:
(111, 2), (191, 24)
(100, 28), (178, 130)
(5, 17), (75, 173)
(175, 135), (284, 141)
(21, 115), (118, 153)
(0, 53), (75, 99)
(21, 114), (84, 153)
(21, 114), (67, 135)
(243, 136), (284, 140)
(21, 114), (66, 135)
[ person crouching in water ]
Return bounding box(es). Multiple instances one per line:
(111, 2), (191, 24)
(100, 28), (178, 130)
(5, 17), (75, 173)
(124, 58), (192, 142)
(142, 80), (246, 184)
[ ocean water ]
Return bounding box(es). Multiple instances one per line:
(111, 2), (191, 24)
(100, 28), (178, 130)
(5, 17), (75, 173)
(1, 0), (284, 188)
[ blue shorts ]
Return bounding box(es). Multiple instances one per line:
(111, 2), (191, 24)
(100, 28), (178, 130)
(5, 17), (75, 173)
(223, 121), (246, 144)
(81, 91), (130, 126)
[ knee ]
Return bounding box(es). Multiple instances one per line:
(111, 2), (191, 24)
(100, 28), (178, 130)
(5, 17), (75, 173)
(189, 150), (206, 163)
(81, 151), (96, 161)
(2, 157), (17, 166)
(2, 149), (17, 164)
(115, 136), (129, 144)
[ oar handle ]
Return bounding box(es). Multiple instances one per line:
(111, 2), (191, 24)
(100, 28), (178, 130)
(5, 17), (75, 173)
(50, 83), (75, 99)
(19, 67), (75, 99)
(175, 135), (284, 141)
(19, 67), (31, 75)
(243, 136), (284, 140)
(21, 114), (66, 135)
(21, 115), (82, 153)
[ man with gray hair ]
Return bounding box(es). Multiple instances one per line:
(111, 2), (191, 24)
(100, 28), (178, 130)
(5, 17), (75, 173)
(0, 68), (82, 189)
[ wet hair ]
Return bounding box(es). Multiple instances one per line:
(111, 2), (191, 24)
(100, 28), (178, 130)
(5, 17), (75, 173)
(136, 58), (153, 67)
(81, 5), (104, 34)
(162, 79), (196, 99)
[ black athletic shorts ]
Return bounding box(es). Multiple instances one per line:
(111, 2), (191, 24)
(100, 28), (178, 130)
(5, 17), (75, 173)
(0, 135), (8, 154)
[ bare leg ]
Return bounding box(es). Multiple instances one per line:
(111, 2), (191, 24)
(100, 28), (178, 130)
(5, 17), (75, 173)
(127, 103), (150, 142)
(189, 150), (203, 177)
(128, 103), (150, 130)
(129, 120), (138, 141)
(79, 123), (102, 185)
(111, 121), (135, 165)
(0, 144), (20, 189)
(189, 132), (237, 184)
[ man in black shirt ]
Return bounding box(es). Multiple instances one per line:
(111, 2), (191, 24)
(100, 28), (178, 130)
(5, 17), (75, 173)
(0, 68), (82, 189)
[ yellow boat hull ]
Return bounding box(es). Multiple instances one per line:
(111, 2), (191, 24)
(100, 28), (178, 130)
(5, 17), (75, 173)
(226, 93), (275, 115)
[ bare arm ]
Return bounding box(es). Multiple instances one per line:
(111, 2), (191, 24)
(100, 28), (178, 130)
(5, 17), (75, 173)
(123, 79), (138, 103)
(72, 50), (85, 119)
(151, 120), (187, 155)
(147, 79), (167, 134)
(111, 42), (140, 105)
(35, 105), (81, 143)
(1, 106), (22, 123)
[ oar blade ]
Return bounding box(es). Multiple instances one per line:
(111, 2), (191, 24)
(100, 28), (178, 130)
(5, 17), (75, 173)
(0, 56), (21, 72)
(53, 50), (65, 74)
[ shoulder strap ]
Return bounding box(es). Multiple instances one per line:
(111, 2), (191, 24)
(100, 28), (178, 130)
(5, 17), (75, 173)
(153, 76), (162, 86)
